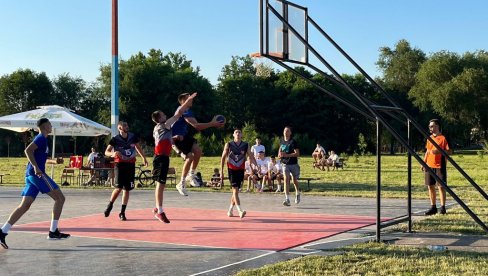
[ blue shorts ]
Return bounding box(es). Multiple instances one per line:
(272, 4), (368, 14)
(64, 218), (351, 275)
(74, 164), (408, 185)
(22, 174), (59, 199)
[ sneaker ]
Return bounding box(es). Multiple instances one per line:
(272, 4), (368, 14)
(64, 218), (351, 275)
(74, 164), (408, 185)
(176, 182), (188, 196)
(104, 204), (113, 217)
(0, 230), (8, 249)
(440, 206), (447, 215)
(47, 229), (70, 240)
(185, 174), (199, 187)
(119, 213), (127, 221)
(295, 193), (301, 204)
(283, 199), (291, 206)
(424, 206), (438, 216)
(227, 210), (234, 217)
(239, 210), (246, 219)
(153, 210), (170, 223)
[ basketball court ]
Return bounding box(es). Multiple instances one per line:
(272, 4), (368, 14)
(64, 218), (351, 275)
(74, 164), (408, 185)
(0, 187), (427, 275)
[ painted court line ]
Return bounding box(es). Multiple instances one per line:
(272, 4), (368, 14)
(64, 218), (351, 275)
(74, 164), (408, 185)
(189, 251), (277, 276)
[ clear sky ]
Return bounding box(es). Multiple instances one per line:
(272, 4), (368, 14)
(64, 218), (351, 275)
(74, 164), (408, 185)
(1, 0), (487, 85)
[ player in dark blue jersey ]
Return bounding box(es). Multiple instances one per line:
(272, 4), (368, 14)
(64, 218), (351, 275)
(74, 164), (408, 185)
(171, 92), (225, 196)
(1, 118), (69, 249)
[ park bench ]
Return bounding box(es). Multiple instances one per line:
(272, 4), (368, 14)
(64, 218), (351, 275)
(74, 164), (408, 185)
(298, 177), (321, 190)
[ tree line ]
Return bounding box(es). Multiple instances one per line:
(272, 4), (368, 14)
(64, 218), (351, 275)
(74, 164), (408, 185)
(1, 41), (487, 157)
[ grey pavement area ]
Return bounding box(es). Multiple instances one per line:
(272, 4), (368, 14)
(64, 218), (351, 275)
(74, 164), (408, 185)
(0, 186), (475, 276)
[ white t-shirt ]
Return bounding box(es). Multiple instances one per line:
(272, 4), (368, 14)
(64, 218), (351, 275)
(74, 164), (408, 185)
(251, 144), (266, 157)
(268, 160), (282, 174)
(256, 158), (269, 174)
(328, 153), (339, 162)
(314, 145), (325, 154)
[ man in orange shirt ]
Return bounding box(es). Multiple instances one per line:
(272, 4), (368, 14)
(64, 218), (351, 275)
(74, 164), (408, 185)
(422, 119), (451, 215)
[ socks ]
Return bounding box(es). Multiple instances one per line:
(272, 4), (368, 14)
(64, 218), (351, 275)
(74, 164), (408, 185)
(121, 204), (127, 213)
(236, 205), (243, 212)
(228, 204), (234, 212)
(158, 206), (164, 214)
(1, 223), (12, 234)
(50, 220), (58, 232)
(181, 175), (186, 182)
(285, 194), (290, 200)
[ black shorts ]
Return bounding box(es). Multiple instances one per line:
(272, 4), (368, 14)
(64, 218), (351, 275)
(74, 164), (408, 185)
(228, 168), (245, 188)
(152, 155), (169, 184)
(425, 167), (447, 186)
(174, 135), (196, 155)
(270, 172), (279, 180)
(114, 162), (136, 191)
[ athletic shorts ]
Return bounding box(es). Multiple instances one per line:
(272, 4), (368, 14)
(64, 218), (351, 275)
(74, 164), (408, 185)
(425, 167), (447, 186)
(227, 168), (245, 188)
(282, 163), (300, 179)
(174, 135), (196, 155)
(22, 174), (59, 199)
(114, 162), (136, 191)
(152, 155), (169, 184)
(270, 172), (279, 180)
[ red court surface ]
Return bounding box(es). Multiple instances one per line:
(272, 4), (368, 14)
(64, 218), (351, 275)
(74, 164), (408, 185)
(14, 208), (378, 251)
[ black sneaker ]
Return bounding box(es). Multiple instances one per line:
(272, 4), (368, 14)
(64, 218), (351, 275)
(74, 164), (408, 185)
(440, 206), (447, 215)
(119, 213), (127, 221)
(47, 229), (70, 240)
(0, 230), (8, 249)
(425, 206), (438, 216)
(104, 204), (113, 217)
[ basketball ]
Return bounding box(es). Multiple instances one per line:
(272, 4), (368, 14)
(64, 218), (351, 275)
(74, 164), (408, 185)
(215, 115), (226, 124)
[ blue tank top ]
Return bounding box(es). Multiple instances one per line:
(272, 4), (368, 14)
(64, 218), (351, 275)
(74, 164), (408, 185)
(171, 109), (194, 136)
(26, 134), (49, 176)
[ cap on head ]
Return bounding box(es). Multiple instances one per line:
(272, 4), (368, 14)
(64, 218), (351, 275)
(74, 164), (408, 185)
(36, 118), (50, 127)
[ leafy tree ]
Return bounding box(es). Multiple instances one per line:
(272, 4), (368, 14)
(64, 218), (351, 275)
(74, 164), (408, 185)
(377, 39), (426, 94)
(0, 69), (54, 115)
(410, 51), (488, 141)
(99, 49), (216, 144)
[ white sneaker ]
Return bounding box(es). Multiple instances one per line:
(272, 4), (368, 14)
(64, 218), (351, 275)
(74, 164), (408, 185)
(239, 210), (246, 219)
(283, 199), (291, 206)
(186, 174), (199, 187)
(227, 210), (234, 217)
(295, 193), (301, 204)
(176, 181), (188, 196)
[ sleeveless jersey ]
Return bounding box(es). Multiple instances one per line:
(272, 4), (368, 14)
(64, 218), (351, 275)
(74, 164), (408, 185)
(153, 123), (173, 156)
(110, 133), (139, 163)
(227, 141), (248, 170)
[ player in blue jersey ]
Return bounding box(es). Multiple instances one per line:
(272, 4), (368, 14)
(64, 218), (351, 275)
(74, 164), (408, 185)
(1, 118), (69, 249)
(171, 92), (225, 196)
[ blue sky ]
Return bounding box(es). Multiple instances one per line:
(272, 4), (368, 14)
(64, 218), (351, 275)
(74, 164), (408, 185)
(1, 0), (487, 85)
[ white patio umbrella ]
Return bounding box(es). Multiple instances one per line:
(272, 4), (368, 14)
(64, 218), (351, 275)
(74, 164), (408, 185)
(0, 105), (111, 176)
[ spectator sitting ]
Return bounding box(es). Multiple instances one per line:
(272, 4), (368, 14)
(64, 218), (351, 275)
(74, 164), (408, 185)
(268, 155), (283, 192)
(325, 150), (339, 171)
(312, 143), (326, 162)
(244, 160), (259, 192)
(207, 168), (221, 187)
(83, 147), (99, 185)
(256, 151), (270, 192)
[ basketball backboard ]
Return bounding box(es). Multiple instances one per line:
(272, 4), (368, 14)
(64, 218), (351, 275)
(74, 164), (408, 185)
(258, 0), (308, 64)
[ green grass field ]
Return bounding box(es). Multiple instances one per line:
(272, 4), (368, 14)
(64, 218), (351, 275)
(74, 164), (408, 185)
(1, 154), (487, 275)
